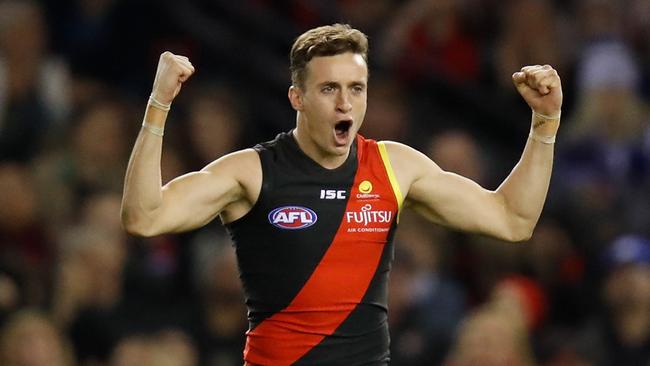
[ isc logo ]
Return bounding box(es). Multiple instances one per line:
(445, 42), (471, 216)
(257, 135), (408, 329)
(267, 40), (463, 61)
(320, 189), (346, 199)
(268, 206), (318, 230)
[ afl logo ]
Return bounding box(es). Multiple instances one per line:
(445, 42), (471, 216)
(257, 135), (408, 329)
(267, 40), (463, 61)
(359, 180), (373, 194)
(268, 206), (318, 230)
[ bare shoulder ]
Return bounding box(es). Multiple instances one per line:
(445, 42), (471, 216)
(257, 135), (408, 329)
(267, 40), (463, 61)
(200, 148), (262, 222)
(379, 140), (439, 174)
(378, 140), (442, 198)
(202, 148), (262, 193)
(202, 148), (260, 173)
(379, 140), (422, 160)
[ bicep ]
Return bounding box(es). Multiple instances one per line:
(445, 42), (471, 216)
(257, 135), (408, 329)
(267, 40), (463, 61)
(153, 150), (257, 233)
(402, 149), (511, 237)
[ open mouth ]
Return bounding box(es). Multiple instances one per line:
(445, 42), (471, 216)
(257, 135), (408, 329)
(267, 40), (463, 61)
(333, 120), (353, 146)
(334, 120), (352, 136)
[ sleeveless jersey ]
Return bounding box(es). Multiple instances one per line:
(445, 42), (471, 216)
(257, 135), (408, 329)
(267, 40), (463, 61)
(226, 132), (403, 365)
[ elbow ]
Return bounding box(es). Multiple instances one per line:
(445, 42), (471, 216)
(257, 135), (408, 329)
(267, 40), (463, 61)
(120, 209), (158, 238)
(508, 228), (534, 243)
(504, 219), (536, 243)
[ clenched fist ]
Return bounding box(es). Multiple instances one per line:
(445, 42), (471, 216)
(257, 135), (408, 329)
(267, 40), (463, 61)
(512, 65), (562, 117)
(151, 52), (195, 105)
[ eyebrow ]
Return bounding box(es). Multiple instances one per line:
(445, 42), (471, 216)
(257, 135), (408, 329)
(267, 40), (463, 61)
(317, 81), (366, 88)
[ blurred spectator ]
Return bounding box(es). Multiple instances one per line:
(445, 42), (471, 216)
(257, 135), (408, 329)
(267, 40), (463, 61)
(0, 271), (21, 324)
(182, 83), (247, 168)
(555, 35), (650, 244)
(193, 243), (247, 366)
(625, 0), (650, 99)
(426, 129), (487, 185)
(0, 163), (53, 308)
(444, 302), (536, 366)
(494, 0), (568, 91)
(578, 0), (623, 41)
(360, 77), (412, 142)
(522, 220), (588, 330)
(0, 0), (70, 162)
(0, 309), (74, 366)
(80, 191), (125, 236)
(51, 208), (126, 325)
(492, 275), (548, 333)
(110, 330), (198, 366)
(33, 99), (131, 229)
(51, 219), (127, 363)
(336, 0), (394, 39)
(378, 0), (480, 84)
(390, 211), (466, 365)
(567, 234), (650, 365)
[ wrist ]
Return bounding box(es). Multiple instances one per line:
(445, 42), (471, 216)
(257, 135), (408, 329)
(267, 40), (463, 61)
(143, 101), (168, 130)
(148, 93), (172, 111)
(142, 121), (164, 137)
(530, 110), (560, 138)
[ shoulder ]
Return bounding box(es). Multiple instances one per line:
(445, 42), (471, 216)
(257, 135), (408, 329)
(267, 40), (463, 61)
(202, 148), (261, 173)
(202, 148), (262, 190)
(377, 140), (443, 198)
(201, 148), (263, 210)
(378, 140), (433, 167)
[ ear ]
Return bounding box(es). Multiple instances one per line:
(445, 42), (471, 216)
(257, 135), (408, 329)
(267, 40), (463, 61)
(288, 85), (303, 111)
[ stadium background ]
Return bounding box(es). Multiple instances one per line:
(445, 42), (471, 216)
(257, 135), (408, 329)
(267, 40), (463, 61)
(0, 0), (648, 365)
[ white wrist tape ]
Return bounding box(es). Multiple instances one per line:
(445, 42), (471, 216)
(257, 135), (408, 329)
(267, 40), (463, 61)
(529, 110), (560, 144)
(142, 122), (164, 137)
(528, 132), (555, 144)
(148, 94), (171, 111)
(533, 110), (561, 120)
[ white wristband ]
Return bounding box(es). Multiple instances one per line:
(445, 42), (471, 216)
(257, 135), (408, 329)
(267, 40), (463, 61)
(529, 110), (560, 144)
(533, 110), (561, 120)
(148, 94), (171, 111)
(142, 122), (164, 137)
(528, 132), (555, 144)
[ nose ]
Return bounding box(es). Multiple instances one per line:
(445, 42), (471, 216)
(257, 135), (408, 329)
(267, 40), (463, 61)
(336, 91), (352, 114)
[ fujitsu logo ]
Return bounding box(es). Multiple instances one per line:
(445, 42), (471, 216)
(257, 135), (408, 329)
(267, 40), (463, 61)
(345, 204), (392, 226)
(268, 206), (317, 230)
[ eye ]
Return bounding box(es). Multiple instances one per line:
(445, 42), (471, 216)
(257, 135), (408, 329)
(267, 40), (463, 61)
(321, 85), (335, 93)
(351, 85), (365, 94)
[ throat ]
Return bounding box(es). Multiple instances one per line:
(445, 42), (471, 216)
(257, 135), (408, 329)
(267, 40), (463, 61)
(291, 129), (352, 170)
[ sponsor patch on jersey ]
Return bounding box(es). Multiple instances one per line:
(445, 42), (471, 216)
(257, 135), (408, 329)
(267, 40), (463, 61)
(359, 180), (373, 193)
(268, 206), (318, 230)
(345, 203), (393, 227)
(356, 179), (381, 200)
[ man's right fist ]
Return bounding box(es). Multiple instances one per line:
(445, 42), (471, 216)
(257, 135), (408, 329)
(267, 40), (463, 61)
(151, 51), (195, 105)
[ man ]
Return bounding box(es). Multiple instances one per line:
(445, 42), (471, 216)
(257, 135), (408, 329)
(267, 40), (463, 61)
(121, 24), (562, 365)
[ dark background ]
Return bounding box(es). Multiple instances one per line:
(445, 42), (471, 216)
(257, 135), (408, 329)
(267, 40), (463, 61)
(0, 0), (648, 365)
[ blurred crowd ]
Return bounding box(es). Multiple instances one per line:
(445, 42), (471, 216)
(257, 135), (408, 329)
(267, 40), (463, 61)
(0, 0), (649, 365)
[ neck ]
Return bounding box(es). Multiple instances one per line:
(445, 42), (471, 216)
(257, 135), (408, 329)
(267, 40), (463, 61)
(292, 123), (350, 170)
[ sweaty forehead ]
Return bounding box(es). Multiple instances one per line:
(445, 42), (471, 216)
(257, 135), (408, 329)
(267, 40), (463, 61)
(304, 53), (368, 86)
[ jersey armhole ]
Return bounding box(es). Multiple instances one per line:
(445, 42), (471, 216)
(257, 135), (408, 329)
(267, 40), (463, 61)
(224, 148), (266, 227)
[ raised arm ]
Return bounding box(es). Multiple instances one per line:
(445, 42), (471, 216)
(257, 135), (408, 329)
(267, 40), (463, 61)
(391, 65), (562, 242)
(121, 52), (260, 237)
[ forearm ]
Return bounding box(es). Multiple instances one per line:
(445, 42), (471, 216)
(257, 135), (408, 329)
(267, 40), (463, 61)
(121, 103), (169, 234)
(496, 111), (559, 240)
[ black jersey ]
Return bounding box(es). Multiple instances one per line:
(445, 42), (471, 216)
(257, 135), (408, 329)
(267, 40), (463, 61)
(226, 132), (403, 365)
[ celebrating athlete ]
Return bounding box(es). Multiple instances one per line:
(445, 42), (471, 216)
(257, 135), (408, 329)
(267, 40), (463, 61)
(121, 24), (562, 365)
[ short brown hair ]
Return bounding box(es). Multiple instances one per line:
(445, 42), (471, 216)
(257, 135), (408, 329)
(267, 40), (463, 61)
(290, 24), (369, 87)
